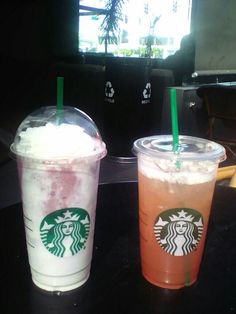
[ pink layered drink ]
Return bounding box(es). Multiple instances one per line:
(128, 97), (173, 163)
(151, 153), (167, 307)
(11, 107), (106, 292)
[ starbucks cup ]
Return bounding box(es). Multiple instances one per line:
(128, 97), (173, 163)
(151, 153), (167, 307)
(133, 135), (226, 289)
(11, 106), (106, 292)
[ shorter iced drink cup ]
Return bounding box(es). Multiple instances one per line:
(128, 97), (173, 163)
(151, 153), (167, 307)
(133, 135), (226, 289)
(11, 106), (106, 292)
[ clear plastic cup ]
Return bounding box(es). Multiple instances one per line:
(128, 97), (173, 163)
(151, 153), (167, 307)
(11, 106), (106, 292)
(133, 135), (226, 289)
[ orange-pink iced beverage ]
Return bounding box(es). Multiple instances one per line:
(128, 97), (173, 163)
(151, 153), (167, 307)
(133, 135), (226, 289)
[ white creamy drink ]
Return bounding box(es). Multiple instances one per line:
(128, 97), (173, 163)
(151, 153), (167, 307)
(11, 107), (106, 292)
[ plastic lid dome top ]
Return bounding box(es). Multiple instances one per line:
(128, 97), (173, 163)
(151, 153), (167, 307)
(11, 106), (107, 160)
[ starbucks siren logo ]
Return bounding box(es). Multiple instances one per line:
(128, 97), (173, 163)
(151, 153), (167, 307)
(154, 208), (203, 256)
(40, 208), (90, 257)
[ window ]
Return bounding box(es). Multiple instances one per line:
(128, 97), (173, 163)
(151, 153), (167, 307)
(144, 3), (149, 14)
(79, 0), (192, 58)
(79, 0), (108, 53)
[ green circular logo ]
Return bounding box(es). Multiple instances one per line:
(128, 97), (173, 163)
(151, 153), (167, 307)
(40, 208), (90, 257)
(154, 208), (204, 256)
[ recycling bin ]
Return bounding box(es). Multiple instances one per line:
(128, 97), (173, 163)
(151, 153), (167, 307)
(103, 58), (152, 158)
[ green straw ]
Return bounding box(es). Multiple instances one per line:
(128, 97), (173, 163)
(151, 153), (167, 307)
(170, 88), (179, 153)
(56, 76), (64, 125)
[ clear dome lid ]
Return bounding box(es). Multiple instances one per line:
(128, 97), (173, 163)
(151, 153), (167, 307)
(11, 106), (107, 160)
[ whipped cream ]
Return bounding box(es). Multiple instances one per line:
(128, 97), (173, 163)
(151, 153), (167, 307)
(14, 123), (99, 159)
(138, 156), (217, 185)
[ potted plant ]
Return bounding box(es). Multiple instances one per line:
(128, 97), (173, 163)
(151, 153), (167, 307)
(100, 0), (125, 54)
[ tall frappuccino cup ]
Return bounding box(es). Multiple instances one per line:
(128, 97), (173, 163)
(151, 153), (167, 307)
(11, 106), (106, 292)
(133, 135), (226, 289)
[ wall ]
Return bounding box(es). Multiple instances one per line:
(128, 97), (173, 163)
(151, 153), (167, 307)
(0, 1), (80, 133)
(0, 0), (79, 61)
(193, 0), (236, 75)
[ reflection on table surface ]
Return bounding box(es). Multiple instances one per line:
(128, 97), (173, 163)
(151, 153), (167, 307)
(0, 182), (236, 314)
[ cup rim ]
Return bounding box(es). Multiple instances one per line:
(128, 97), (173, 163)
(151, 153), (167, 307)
(133, 135), (226, 162)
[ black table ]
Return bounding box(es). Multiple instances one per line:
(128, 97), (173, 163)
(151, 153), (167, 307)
(0, 183), (236, 314)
